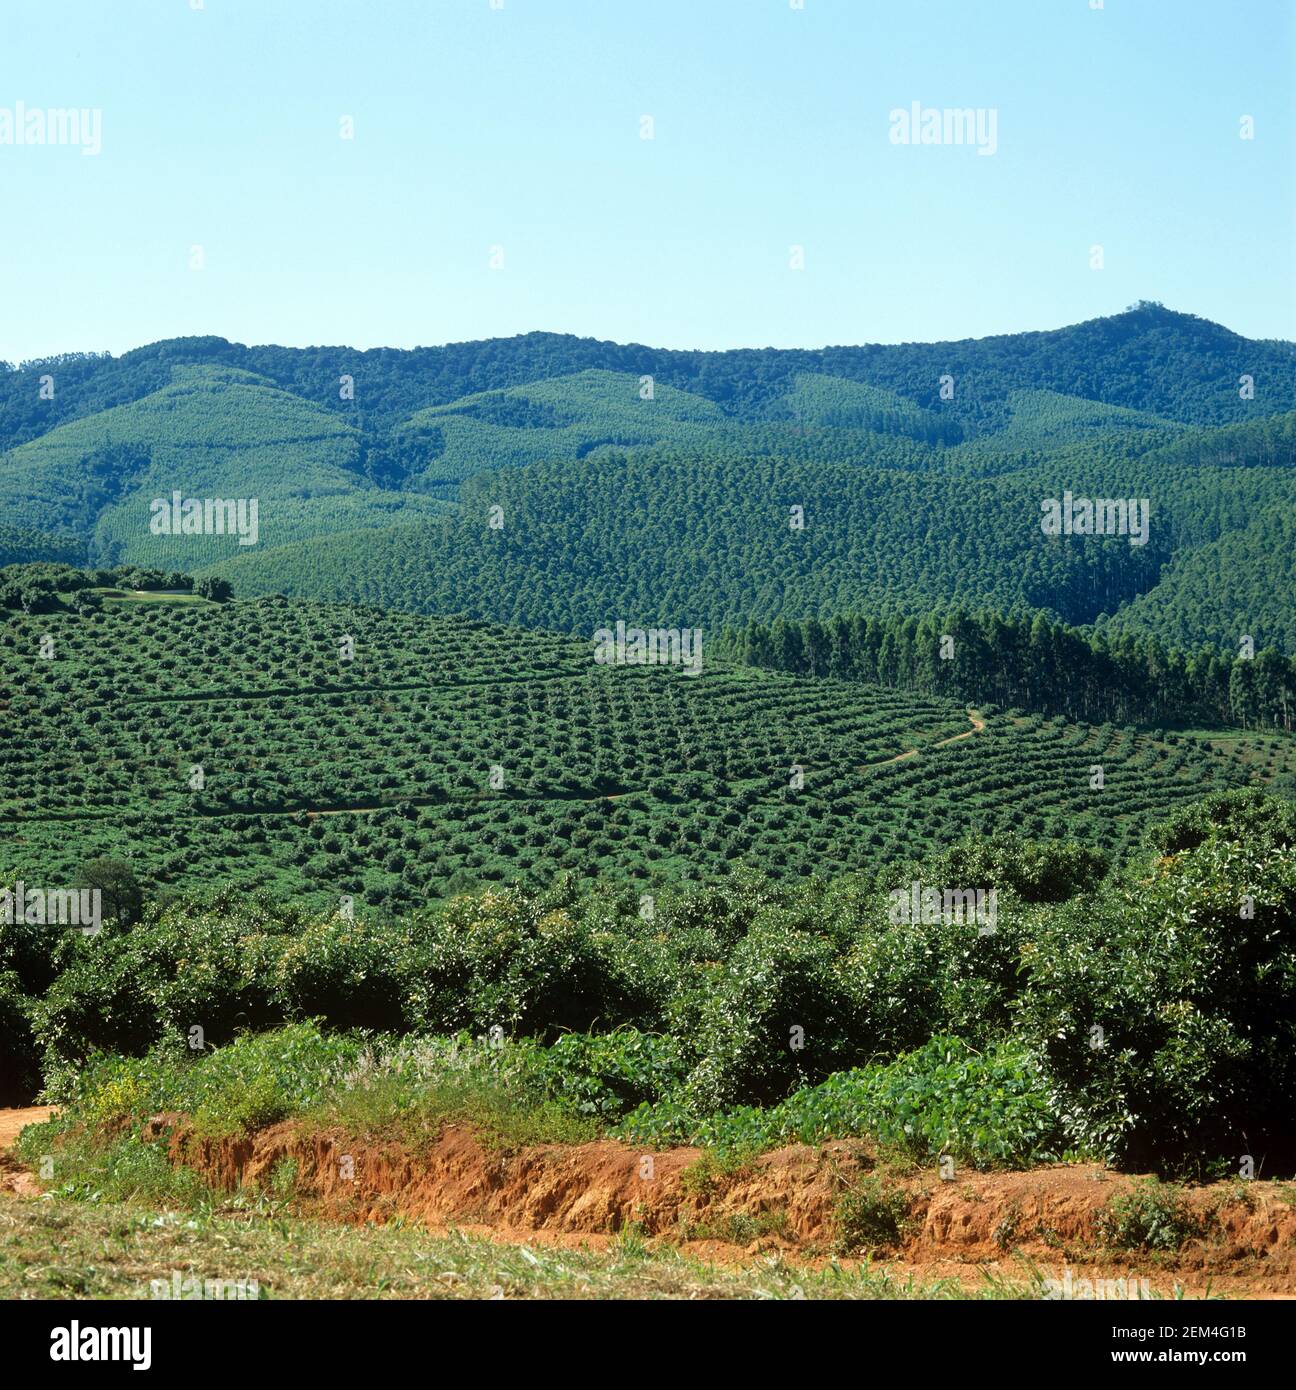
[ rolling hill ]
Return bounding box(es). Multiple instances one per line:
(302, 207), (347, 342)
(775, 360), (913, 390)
(4, 302), (1291, 449)
(0, 593), (1272, 914)
(0, 365), (448, 568)
(4, 305), (1293, 655)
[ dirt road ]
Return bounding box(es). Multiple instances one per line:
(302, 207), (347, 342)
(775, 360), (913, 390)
(0, 1107), (54, 1150)
(865, 708), (986, 769)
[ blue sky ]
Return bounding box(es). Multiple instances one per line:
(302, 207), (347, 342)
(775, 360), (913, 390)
(2, 0), (1292, 361)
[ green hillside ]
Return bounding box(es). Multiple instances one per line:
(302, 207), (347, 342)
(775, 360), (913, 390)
(0, 524), (85, 568)
(993, 389), (1182, 444)
(394, 369), (729, 492)
(5, 311), (1294, 658)
(1101, 501), (1296, 653)
(0, 365), (448, 568)
(4, 305), (1292, 451)
(761, 372), (962, 444)
(199, 405), (1296, 654)
(0, 595), (1267, 915)
(194, 446), (1172, 631)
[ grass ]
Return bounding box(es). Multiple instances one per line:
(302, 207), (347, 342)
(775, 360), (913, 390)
(301, 1073), (600, 1153)
(0, 1193), (1037, 1300)
(679, 1209), (792, 1244)
(94, 588), (213, 604)
(677, 1148), (756, 1198)
(14, 1128), (214, 1210)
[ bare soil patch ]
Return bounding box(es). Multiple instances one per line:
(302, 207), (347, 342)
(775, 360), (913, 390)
(145, 1118), (1296, 1297)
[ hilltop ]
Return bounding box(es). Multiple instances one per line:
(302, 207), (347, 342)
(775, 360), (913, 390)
(1, 305), (1291, 655)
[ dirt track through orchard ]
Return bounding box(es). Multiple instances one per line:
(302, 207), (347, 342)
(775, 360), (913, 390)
(864, 708), (985, 770)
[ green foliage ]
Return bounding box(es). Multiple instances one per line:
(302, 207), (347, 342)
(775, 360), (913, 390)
(0, 970), (40, 1105)
(6, 310), (1295, 657)
(916, 834), (1108, 904)
(5, 306), (1289, 457)
(537, 1030), (688, 1120)
(74, 857), (144, 928)
(833, 1177), (911, 1254)
(0, 366), (447, 569)
(14, 792), (1296, 1174)
(204, 446), (1175, 633)
(0, 525), (85, 568)
(1015, 832), (1296, 1171)
(1, 596), (1261, 917)
(725, 607), (1295, 732)
(58, 1023), (359, 1130)
(192, 1072), (291, 1139)
(1095, 1181), (1210, 1252)
(681, 919), (857, 1112)
(618, 1036), (1064, 1169)
(1146, 786), (1296, 855)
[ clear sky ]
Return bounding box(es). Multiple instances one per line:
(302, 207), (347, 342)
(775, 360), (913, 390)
(2, 0), (1293, 362)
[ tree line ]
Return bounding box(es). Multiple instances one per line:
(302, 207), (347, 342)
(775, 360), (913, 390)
(716, 608), (1296, 732)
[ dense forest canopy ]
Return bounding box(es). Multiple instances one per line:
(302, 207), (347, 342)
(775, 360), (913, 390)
(3, 306), (1292, 658)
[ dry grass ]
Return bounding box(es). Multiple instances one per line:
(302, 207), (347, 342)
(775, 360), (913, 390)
(0, 1193), (1031, 1301)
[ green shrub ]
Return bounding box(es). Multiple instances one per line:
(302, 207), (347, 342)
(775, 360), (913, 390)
(406, 888), (658, 1038)
(32, 930), (170, 1082)
(681, 919), (858, 1113)
(619, 1036), (1062, 1168)
(1095, 1181), (1210, 1252)
(918, 833), (1109, 903)
(1146, 788), (1296, 856)
(269, 916), (413, 1033)
(1016, 837), (1296, 1172)
(0, 971), (40, 1105)
(833, 1176), (910, 1254)
(538, 1030), (687, 1119)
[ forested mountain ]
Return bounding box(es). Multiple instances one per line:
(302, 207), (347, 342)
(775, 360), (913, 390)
(198, 449), (1174, 630)
(3, 305), (1293, 654)
(0, 365), (449, 568)
(3, 303), (1290, 451)
(199, 414), (1296, 654)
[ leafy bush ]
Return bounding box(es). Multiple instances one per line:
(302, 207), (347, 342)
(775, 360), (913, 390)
(833, 1177), (910, 1254)
(33, 929), (171, 1085)
(1095, 1181), (1211, 1252)
(918, 833), (1109, 903)
(405, 889), (660, 1038)
(1147, 787), (1296, 855)
(1016, 836), (1296, 1172)
(269, 915), (413, 1033)
(0, 971), (40, 1105)
(619, 1036), (1063, 1168)
(681, 919), (858, 1113)
(538, 1030), (687, 1119)
(12, 794), (1296, 1174)
(58, 1023), (359, 1130)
